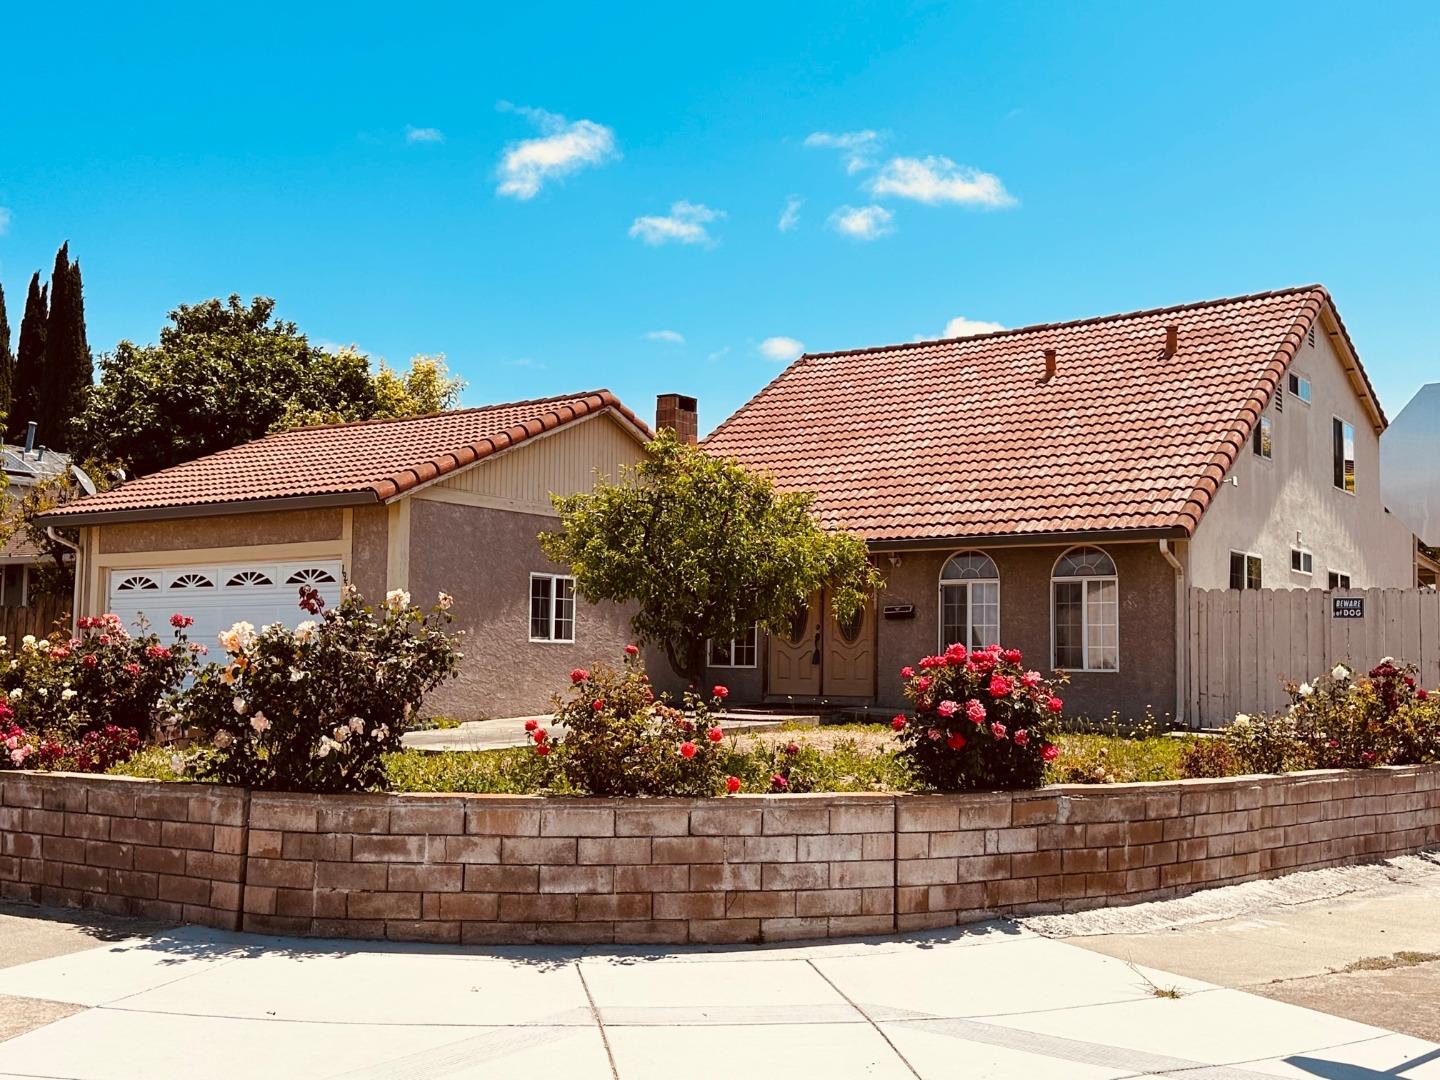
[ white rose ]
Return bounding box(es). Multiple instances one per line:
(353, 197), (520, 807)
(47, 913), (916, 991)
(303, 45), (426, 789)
(1233, 713), (1250, 725)
(1299, 682), (1313, 697)
(437, 592), (454, 611)
(348, 717), (365, 734)
(61, 688), (76, 701)
(1332, 664), (1350, 680)
(294, 621), (318, 644)
(8, 688), (21, 700)
(233, 697), (248, 715)
(250, 712), (271, 733)
(385, 589), (411, 610)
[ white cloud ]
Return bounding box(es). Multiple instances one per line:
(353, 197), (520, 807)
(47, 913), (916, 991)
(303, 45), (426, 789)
(706, 346), (731, 363)
(495, 104), (618, 200)
(778, 195), (803, 232)
(942, 315), (1006, 338)
(646, 329), (685, 344)
(760, 336), (805, 363)
(0, 207), (10, 235)
(628, 201), (724, 246)
(867, 155), (1015, 207)
(828, 204), (894, 241)
(804, 130), (883, 173)
(509, 356), (547, 369)
(405, 125), (444, 144)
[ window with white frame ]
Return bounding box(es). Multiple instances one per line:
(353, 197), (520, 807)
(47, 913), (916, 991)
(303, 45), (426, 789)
(1252, 415), (1274, 460)
(1229, 551), (1263, 590)
(1332, 418), (1356, 493)
(1328, 570), (1352, 590)
(709, 624), (758, 668)
(939, 551), (1000, 650)
(529, 574), (576, 642)
(1289, 372), (1312, 404)
(1290, 548), (1313, 576)
(1052, 547), (1118, 671)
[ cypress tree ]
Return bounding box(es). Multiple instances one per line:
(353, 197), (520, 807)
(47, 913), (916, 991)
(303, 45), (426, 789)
(0, 282), (12, 426)
(8, 273), (47, 444)
(38, 242), (92, 452)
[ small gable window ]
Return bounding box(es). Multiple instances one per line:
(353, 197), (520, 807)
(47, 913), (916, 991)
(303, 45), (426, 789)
(1332, 418), (1356, 493)
(1252, 416), (1273, 460)
(1289, 372), (1312, 404)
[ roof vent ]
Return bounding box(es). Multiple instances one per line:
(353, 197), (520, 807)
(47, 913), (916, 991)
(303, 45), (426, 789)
(1042, 349), (1057, 382)
(1163, 324), (1179, 359)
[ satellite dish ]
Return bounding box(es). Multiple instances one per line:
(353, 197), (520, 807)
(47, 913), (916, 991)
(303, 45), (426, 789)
(70, 464), (98, 496)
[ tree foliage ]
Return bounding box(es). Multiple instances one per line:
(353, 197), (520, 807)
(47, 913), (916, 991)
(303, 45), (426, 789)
(540, 430), (883, 681)
(7, 273), (47, 444)
(37, 243), (92, 453)
(71, 296), (463, 475)
(0, 281), (13, 423)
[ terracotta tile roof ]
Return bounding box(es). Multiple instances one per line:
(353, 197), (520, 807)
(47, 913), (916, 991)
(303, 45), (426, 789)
(704, 286), (1381, 544)
(42, 390), (649, 523)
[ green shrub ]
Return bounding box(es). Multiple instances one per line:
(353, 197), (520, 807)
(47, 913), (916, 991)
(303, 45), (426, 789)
(1222, 712), (1306, 774)
(894, 644), (1060, 792)
(178, 586), (460, 792)
(1179, 738), (1238, 779)
(538, 648), (733, 797)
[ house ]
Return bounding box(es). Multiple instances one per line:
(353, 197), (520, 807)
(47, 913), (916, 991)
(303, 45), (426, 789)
(1381, 382), (1440, 586)
(1, 425), (74, 618)
(37, 391), (655, 720)
(699, 286), (1416, 722)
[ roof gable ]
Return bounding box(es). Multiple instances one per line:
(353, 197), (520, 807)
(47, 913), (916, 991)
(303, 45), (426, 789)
(704, 286), (1379, 544)
(44, 390), (651, 525)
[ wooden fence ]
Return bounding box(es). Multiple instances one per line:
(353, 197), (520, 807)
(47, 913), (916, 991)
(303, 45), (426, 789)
(1188, 588), (1440, 728)
(0, 597), (70, 643)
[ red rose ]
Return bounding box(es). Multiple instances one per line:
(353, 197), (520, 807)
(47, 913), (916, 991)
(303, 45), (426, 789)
(82, 654), (98, 668)
(936, 699), (959, 718)
(524, 719), (538, 732)
(1419, 689), (1430, 701)
(988, 675), (1013, 698)
(900, 666), (914, 679)
(591, 700), (605, 711)
(570, 668), (589, 684)
(944, 643), (967, 664)
(1002, 649), (1023, 665)
(785, 742), (800, 755)
(123, 663), (142, 677)
(707, 727), (724, 743)
(1046, 696), (1063, 713)
(680, 741), (697, 759)
(1013, 729), (1030, 747)
(990, 722), (1007, 739)
(624, 644), (640, 656)
(771, 774), (789, 789)
(915, 677), (932, 693)
(1041, 743), (1059, 762)
(170, 613), (194, 629)
(891, 714), (906, 731)
(535, 744), (551, 756)
(946, 731), (967, 751)
(726, 775), (741, 794)
(532, 728), (548, 743)
(712, 685), (729, 700)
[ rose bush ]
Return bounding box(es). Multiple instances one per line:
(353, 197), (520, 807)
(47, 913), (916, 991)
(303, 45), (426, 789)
(537, 648), (734, 796)
(1, 614), (199, 742)
(894, 643), (1061, 791)
(179, 586), (461, 792)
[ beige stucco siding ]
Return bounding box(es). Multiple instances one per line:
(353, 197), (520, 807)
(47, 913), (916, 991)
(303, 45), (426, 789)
(96, 509), (345, 554)
(407, 499), (643, 719)
(1190, 311), (1414, 589)
(425, 410), (647, 516)
(349, 505), (389, 601)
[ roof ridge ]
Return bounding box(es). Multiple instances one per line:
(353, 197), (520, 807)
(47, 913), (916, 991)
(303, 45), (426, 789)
(797, 284), (1327, 362)
(280, 388), (617, 435)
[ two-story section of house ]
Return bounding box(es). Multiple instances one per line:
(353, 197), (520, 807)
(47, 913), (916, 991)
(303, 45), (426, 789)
(699, 285), (1416, 723)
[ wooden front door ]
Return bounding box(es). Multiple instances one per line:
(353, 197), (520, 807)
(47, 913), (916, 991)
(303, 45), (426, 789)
(767, 595), (822, 696)
(821, 591), (875, 697)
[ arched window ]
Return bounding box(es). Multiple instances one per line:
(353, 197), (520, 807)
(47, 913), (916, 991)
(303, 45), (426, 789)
(1052, 547), (1118, 671)
(939, 552), (999, 650)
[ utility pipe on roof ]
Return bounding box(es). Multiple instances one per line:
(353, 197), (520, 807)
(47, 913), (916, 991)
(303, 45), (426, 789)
(1158, 540), (1188, 729)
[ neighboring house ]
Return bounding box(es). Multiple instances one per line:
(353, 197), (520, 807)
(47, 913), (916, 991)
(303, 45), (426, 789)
(38, 391), (654, 719)
(1381, 383), (1440, 582)
(700, 286), (1416, 721)
(1, 428), (73, 614)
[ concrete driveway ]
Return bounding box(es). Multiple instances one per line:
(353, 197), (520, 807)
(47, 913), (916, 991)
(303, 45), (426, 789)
(2, 902), (1438, 1079)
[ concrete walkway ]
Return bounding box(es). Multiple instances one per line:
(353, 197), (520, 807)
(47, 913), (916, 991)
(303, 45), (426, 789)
(402, 712), (810, 753)
(2, 909), (1438, 1078)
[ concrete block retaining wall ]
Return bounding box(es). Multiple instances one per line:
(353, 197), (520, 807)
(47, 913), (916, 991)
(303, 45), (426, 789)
(2, 766), (1437, 944)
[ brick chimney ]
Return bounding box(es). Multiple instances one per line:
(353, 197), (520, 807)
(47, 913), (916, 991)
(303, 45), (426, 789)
(655, 393), (699, 444)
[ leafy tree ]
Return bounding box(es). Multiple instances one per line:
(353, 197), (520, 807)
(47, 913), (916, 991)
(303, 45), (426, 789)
(37, 243), (92, 452)
(540, 429), (883, 682)
(71, 296), (464, 476)
(273, 350), (461, 430)
(0, 281), (13, 424)
(7, 273), (47, 444)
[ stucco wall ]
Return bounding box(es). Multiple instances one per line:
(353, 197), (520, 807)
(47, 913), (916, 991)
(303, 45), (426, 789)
(348, 505), (388, 601)
(407, 497), (644, 720)
(868, 542), (1176, 721)
(96, 509), (345, 554)
(1190, 318), (1414, 589)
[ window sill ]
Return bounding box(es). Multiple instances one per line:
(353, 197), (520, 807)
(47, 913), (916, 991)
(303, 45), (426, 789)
(528, 638), (577, 645)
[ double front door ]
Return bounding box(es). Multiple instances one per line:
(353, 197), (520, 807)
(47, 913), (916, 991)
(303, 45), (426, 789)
(766, 590), (875, 699)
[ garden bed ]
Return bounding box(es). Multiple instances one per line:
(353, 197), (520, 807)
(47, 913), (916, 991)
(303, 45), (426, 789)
(3, 764), (1436, 945)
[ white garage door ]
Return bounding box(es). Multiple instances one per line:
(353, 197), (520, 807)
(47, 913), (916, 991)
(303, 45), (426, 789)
(106, 561), (344, 659)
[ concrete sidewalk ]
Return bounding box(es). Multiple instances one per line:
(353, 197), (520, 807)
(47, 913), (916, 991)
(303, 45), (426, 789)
(2, 908), (1438, 1078)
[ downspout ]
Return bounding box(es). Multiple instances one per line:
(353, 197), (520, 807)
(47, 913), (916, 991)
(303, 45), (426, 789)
(1158, 540), (1187, 729)
(46, 526), (82, 632)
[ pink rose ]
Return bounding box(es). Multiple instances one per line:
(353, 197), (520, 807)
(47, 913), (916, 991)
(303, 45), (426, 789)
(966, 699), (986, 724)
(936, 699), (959, 718)
(990, 722), (1007, 739)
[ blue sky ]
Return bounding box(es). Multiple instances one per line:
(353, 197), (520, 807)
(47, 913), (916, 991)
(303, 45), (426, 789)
(1, 2), (1437, 435)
